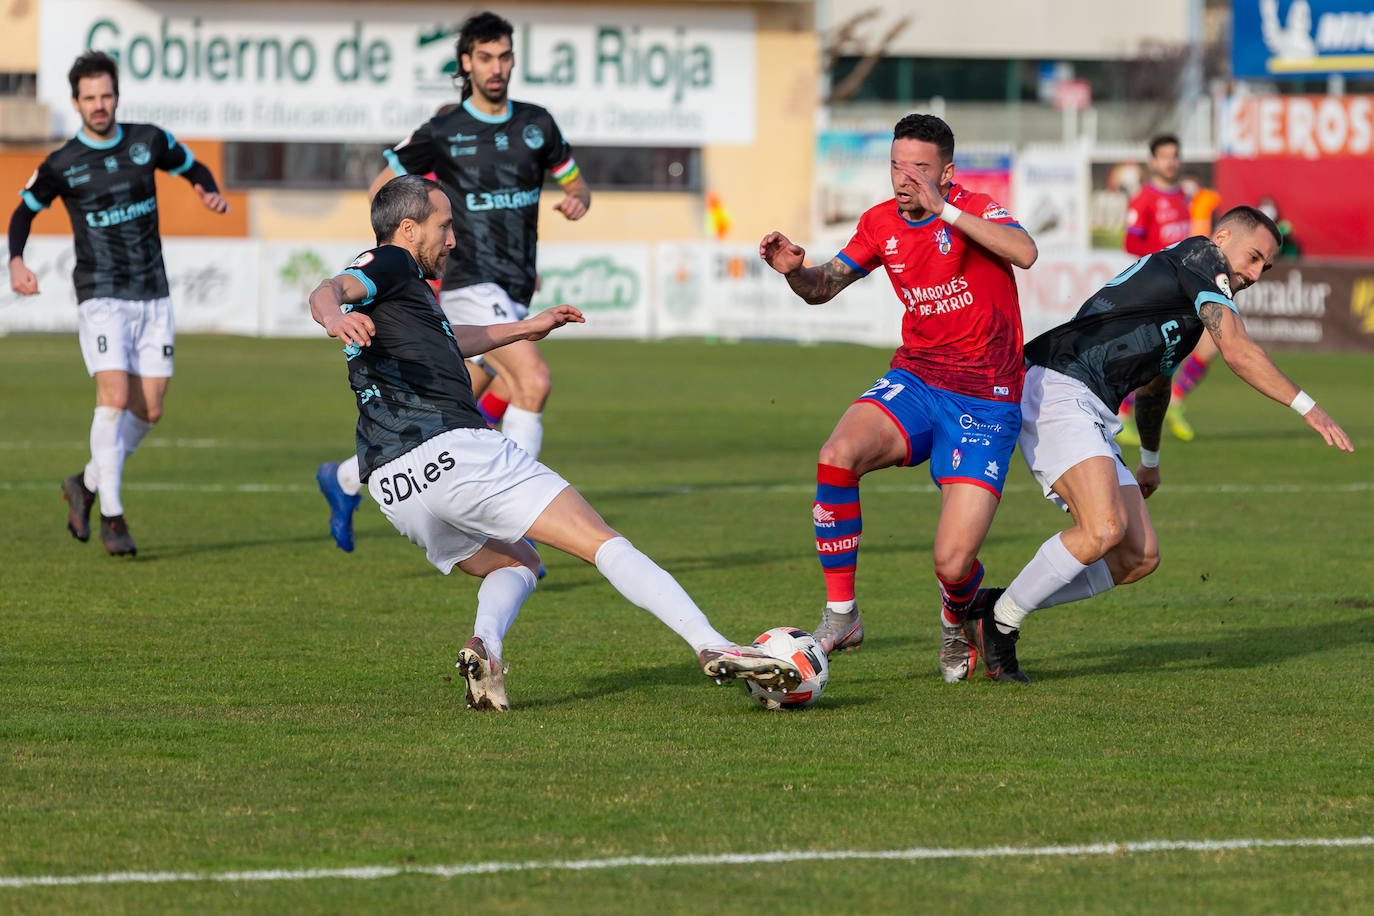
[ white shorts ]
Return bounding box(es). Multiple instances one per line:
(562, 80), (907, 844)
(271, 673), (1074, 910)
(439, 282), (528, 327)
(1019, 365), (1137, 511)
(77, 296), (175, 377)
(366, 427), (569, 574)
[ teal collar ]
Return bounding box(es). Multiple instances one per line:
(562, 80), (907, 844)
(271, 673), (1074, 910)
(77, 124), (124, 150)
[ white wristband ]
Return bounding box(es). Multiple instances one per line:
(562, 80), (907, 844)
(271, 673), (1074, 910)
(1290, 390), (1316, 416)
(940, 201), (962, 224)
(1139, 447), (1160, 468)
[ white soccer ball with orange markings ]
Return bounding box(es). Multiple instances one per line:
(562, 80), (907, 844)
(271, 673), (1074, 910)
(745, 627), (829, 709)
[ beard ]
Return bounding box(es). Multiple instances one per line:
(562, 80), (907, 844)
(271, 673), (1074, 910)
(417, 249), (447, 281)
(471, 75), (508, 106)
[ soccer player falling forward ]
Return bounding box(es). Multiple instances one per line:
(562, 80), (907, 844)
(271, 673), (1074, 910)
(7, 51), (230, 557)
(316, 11), (591, 554)
(311, 175), (800, 710)
(962, 206), (1353, 682)
(759, 114), (1038, 682)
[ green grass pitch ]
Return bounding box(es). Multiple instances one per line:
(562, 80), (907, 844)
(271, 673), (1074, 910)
(2, 334), (1372, 913)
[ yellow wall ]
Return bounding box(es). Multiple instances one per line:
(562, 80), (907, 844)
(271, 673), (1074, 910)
(0, 1), (38, 72)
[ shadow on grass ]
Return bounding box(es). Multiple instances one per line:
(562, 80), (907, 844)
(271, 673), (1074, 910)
(1028, 613), (1374, 682)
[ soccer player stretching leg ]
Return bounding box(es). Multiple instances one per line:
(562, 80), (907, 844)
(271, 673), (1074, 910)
(311, 175), (799, 710)
(963, 206), (1353, 681)
(316, 11), (590, 554)
(8, 51), (229, 556)
(760, 114), (1038, 681)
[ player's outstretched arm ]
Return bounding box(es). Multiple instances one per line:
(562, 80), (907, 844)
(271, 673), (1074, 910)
(1203, 302), (1354, 452)
(759, 232), (859, 304)
(453, 305), (585, 356)
(8, 203), (39, 295)
(309, 274), (376, 348)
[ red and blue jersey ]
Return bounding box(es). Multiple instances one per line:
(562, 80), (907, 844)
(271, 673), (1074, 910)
(838, 183), (1025, 403)
(1124, 183), (1190, 256)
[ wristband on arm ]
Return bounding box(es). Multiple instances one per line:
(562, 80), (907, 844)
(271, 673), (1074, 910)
(1289, 390), (1315, 416)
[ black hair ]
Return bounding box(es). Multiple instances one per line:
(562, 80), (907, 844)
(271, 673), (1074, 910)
(455, 11), (515, 100)
(1215, 205), (1284, 250)
(371, 175), (441, 244)
(1148, 133), (1180, 156)
(68, 50), (119, 99)
(893, 113), (955, 163)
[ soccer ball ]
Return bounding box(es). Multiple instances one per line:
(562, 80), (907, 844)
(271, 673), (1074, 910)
(745, 627), (829, 709)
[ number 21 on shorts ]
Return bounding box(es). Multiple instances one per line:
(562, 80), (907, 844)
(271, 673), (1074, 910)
(861, 377), (905, 401)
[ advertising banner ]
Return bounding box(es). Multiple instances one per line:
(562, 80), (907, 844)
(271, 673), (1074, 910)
(1233, 0), (1374, 79)
(1219, 94), (1374, 158)
(39, 1), (756, 145)
(529, 243), (652, 339)
(1014, 250), (1134, 341)
(1235, 261), (1374, 351)
(1013, 147), (1090, 253)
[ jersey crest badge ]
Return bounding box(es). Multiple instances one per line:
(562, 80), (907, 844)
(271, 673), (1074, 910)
(1214, 273), (1233, 299)
(934, 225), (952, 255)
(951, 448), (963, 470)
(350, 252), (375, 268)
(130, 143), (151, 166)
(523, 124), (545, 149)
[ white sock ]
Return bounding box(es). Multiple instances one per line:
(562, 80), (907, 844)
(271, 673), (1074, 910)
(826, 600), (856, 614)
(472, 565), (538, 663)
(1040, 559), (1116, 610)
(996, 533), (1090, 631)
(337, 454), (362, 496)
(594, 535), (729, 652)
(502, 405), (543, 459)
(119, 411), (154, 455)
(88, 406), (126, 517)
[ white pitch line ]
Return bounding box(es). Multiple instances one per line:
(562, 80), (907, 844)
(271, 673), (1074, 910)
(4, 480), (1374, 498)
(2, 836), (1371, 889)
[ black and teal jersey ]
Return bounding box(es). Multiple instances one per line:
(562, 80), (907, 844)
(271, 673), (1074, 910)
(1023, 236), (1238, 409)
(337, 245), (489, 480)
(18, 123), (196, 302)
(383, 99), (577, 305)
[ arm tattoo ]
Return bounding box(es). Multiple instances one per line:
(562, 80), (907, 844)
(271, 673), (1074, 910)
(1132, 376), (1171, 452)
(1199, 301), (1225, 339)
(787, 258), (856, 304)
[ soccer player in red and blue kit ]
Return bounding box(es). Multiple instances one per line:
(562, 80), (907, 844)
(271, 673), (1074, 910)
(759, 114), (1038, 682)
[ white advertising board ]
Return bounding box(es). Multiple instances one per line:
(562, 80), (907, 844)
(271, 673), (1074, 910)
(39, 1), (756, 145)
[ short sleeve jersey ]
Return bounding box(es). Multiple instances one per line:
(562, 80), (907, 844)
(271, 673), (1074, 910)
(18, 123), (195, 302)
(838, 183), (1025, 402)
(1023, 236), (1238, 409)
(1124, 184), (1191, 256)
(337, 245), (489, 480)
(385, 99), (576, 305)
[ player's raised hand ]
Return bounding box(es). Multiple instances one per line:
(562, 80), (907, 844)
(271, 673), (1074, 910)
(323, 311), (374, 348)
(1303, 405), (1354, 452)
(8, 258), (38, 295)
(554, 195), (587, 221)
(525, 304), (585, 340)
(759, 231), (805, 275)
(195, 184), (231, 214)
(894, 161), (946, 215)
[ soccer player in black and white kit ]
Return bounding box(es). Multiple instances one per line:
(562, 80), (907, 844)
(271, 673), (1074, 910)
(310, 175), (798, 710)
(958, 206), (1353, 681)
(316, 11), (590, 553)
(8, 51), (229, 556)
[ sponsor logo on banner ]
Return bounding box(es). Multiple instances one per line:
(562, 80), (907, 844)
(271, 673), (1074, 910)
(1221, 94), (1374, 158)
(536, 257), (638, 311)
(1233, 0), (1374, 79)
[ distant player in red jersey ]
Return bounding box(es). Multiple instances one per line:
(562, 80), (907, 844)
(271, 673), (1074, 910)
(1118, 133), (1215, 444)
(759, 113), (1038, 682)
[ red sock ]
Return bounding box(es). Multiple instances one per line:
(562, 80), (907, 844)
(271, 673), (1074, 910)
(815, 463), (862, 603)
(478, 391), (510, 427)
